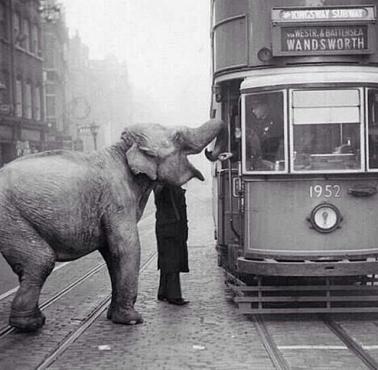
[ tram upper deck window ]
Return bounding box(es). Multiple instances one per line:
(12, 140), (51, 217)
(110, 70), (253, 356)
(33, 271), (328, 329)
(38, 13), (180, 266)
(368, 89), (378, 170)
(244, 92), (285, 172)
(292, 89), (362, 173)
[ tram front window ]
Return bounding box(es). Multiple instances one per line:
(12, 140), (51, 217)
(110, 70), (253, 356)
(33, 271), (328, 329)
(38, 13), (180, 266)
(368, 89), (378, 169)
(292, 89), (361, 172)
(245, 92), (285, 171)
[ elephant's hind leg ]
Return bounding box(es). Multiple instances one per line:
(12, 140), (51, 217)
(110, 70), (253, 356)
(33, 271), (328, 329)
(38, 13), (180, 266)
(1, 226), (55, 332)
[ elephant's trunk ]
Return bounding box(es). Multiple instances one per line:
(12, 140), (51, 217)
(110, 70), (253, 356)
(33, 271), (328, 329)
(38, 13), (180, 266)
(179, 119), (225, 155)
(204, 125), (228, 162)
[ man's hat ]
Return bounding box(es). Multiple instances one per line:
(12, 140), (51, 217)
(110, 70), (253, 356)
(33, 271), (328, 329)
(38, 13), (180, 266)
(250, 94), (268, 106)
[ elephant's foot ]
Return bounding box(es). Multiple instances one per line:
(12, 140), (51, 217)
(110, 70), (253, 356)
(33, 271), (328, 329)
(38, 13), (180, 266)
(9, 307), (46, 332)
(110, 307), (143, 325)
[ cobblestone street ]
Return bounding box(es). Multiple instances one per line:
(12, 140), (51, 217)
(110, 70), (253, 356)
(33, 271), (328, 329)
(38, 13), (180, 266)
(47, 181), (274, 369)
(2, 180), (378, 369)
(0, 181), (273, 369)
(49, 184), (273, 369)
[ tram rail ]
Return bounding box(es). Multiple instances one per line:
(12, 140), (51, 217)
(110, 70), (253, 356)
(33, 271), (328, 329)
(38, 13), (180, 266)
(0, 205), (156, 339)
(0, 262), (70, 302)
(36, 251), (157, 370)
(322, 317), (378, 370)
(251, 313), (378, 369)
(252, 315), (290, 370)
(0, 262), (106, 339)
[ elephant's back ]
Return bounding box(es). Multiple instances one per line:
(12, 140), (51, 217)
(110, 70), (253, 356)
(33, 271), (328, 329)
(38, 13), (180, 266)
(0, 152), (108, 242)
(0, 151), (98, 192)
(0, 151), (117, 260)
(2, 150), (89, 177)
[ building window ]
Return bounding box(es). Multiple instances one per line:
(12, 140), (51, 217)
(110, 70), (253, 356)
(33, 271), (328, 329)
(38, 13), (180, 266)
(0, 70), (9, 105)
(45, 34), (55, 68)
(15, 77), (22, 117)
(37, 27), (41, 56)
(33, 85), (41, 121)
(25, 81), (32, 119)
(13, 12), (21, 47)
(0, 2), (8, 40)
(31, 23), (38, 54)
(46, 82), (56, 120)
(46, 96), (55, 119)
(23, 18), (30, 51)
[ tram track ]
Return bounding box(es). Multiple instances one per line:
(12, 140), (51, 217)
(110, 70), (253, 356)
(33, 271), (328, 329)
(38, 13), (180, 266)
(252, 314), (378, 369)
(0, 261), (71, 302)
(0, 206), (157, 369)
(36, 251), (157, 370)
(0, 207), (156, 340)
(0, 262), (106, 339)
(322, 316), (378, 370)
(252, 315), (290, 370)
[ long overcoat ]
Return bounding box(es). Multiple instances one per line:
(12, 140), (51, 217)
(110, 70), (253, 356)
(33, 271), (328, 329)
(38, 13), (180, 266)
(154, 184), (189, 273)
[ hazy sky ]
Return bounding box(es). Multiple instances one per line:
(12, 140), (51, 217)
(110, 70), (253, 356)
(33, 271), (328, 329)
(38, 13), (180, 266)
(60, 0), (212, 126)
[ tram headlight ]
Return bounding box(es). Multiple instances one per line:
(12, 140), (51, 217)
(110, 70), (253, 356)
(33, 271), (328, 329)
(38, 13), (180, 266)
(257, 47), (273, 62)
(308, 203), (342, 233)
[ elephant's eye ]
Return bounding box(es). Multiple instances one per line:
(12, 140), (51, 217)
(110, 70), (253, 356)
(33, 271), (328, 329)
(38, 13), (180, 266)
(140, 146), (157, 157)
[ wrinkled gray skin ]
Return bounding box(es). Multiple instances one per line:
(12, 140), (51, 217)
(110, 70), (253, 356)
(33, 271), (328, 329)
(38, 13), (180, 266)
(0, 119), (224, 331)
(204, 121), (228, 162)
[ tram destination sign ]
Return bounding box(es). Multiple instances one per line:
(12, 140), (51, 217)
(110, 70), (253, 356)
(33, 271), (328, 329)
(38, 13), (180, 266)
(272, 6), (376, 23)
(280, 25), (369, 55)
(272, 6), (376, 56)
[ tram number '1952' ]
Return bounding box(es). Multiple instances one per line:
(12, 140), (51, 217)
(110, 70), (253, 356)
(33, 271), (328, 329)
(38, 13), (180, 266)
(309, 184), (342, 198)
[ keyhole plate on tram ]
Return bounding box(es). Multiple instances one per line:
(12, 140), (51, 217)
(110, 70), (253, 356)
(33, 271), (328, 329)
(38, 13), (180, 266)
(308, 203), (342, 233)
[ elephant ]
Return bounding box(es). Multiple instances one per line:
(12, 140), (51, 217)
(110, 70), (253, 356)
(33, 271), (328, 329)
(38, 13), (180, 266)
(0, 119), (224, 331)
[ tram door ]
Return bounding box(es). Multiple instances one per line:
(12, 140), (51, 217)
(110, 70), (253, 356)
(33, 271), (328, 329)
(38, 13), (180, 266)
(216, 84), (242, 270)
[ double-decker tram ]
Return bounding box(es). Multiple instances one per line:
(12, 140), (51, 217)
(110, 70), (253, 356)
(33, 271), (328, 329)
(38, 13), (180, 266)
(210, 0), (378, 313)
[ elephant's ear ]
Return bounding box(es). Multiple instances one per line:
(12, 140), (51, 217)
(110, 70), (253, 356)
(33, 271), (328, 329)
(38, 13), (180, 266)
(126, 143), (158, 180)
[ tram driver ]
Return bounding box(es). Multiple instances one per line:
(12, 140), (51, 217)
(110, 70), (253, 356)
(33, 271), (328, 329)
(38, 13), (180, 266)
(245, 93), (284, 171)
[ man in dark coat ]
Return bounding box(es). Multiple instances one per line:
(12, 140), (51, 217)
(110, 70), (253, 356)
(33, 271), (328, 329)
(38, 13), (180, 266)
(246, 94), (284, 170)
(154, 184), (189, 305)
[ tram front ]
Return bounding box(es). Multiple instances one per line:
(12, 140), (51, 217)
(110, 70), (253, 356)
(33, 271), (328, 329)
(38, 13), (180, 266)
(210, 0), (378, 312)
(239, 66), (378, 278)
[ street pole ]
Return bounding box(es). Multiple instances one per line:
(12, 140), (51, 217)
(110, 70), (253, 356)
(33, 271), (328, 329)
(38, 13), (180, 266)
(92, 131), (97, 150)
(89, 121), (99, 151)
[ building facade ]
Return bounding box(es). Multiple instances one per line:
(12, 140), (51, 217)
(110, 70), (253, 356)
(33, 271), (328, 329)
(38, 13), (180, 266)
(0, 0), (45, 166)
(65, 31), (90, 151)
(41, 0), (73, 150)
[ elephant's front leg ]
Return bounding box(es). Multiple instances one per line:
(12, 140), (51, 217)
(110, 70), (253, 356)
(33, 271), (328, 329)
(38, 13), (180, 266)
(105, 218), (143, 325)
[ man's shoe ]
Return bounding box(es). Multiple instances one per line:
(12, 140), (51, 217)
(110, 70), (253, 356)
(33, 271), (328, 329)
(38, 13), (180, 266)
(167, 298), (189, 306)
(157, 295), (167, 302)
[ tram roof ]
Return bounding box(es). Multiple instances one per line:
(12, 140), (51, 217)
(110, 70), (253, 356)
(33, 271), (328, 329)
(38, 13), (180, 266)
(237, 65), (378, 90)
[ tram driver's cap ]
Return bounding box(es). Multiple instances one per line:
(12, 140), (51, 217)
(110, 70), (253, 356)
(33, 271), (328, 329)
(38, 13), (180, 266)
(250, 95), (269, 118)
(250, 95), (267, 106)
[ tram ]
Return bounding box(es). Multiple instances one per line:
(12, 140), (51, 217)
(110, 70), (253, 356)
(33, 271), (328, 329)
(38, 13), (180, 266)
(209, 0), (378, 313)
